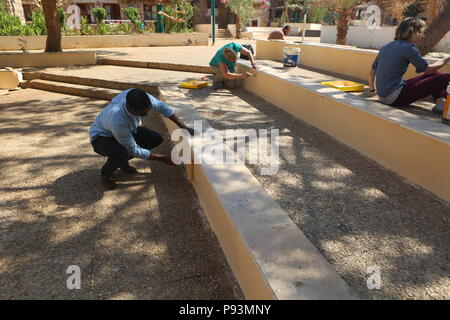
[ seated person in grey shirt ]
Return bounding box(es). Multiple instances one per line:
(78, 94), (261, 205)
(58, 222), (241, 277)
(89, 88), (195, 190)
(368, 17), (450, 114)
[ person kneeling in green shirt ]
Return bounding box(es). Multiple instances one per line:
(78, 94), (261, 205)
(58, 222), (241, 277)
(209, 42), (260, 89)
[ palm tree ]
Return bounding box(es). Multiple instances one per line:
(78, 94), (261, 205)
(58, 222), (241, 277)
(326, 0), (359, 45)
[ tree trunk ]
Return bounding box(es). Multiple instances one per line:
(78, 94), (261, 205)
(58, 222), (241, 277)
(42, 0), (61, 52)
(417, 1), (450, 56)
(336, 7), (352, 45)
(235, 14), (241, 39)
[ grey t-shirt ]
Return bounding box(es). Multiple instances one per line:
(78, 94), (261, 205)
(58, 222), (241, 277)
(372, 40), (428, 102)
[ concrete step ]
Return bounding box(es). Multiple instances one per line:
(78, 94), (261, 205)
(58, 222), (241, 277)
(22, 71), (159, 96)
(97, 58), (214, 74)
(22, 79), (122, 101)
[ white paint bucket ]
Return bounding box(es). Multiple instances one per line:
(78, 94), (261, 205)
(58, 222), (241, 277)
(283, 47), (300, 67)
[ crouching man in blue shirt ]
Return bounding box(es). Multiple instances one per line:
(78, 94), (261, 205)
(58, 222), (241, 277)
(89, 88), (194, 190)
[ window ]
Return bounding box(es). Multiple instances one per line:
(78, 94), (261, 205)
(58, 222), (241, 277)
(143, 5), (157, 20)
(22, 4), (32, 21)
(104, 4), (120, 20)
(76, 3), (95, 23)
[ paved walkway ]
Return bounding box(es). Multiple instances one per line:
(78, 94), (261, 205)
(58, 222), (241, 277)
(0, 89), (243, 299)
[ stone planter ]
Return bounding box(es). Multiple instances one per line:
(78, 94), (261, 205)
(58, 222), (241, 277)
(0, 68), (21, 90)
(0, 33), (209, 51)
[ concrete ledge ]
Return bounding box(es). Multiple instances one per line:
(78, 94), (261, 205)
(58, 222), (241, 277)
(237, 60), (450, 203)
(0, 51), (96, 68)
(159, 87), (355, 300)
(255, 40), (450, 83)
(22, 79), (121, 100)
(0, 34), (208, 51)
(22, 71), (159, 96)
(97, 58), (214, 74)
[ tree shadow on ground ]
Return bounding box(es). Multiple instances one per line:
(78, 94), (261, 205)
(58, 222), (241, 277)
(52, 169), (104, 207)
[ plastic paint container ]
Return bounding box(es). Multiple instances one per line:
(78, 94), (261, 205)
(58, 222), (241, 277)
(283, 47), (300, 68)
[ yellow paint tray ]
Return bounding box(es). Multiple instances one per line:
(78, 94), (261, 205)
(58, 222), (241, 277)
(321, 80), (364, 92)
(179, 80), (209, 89)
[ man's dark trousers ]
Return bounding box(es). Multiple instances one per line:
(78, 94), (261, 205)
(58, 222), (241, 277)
(91, 126), (163, 176)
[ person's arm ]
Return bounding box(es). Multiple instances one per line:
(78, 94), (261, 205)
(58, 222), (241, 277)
(368, 56), (378, 95)
(219, 62), (254, 80)
(425, 54), (450, 74)
(147, 94), (195, 136)
(240, 47), (260, 69)
(368, 68), (376, 93)
(406, 45), (429, 74)
(111, 124), (175, 165)
(169, 114), (196, 136)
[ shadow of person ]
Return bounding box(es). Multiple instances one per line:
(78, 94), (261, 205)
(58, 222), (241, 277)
(52, 169), (104, 206)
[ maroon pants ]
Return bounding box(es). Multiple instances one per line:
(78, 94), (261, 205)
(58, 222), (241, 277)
(390, 71), (450, 107)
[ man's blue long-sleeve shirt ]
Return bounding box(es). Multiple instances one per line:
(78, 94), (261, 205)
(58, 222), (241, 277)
(89, 89), (175, 159)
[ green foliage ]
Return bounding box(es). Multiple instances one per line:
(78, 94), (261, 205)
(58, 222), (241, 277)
(107, 22), (132, 35)
(30, 11), (47, 35)
(57, 7), (70, 35)
(80, 16), (95, 35)
(123, 7), (140, 21)
(0, 3), (33, 36)
(92, 7), (107, 24)
(163, 0), (194, 33)
(308, 5), (327, 23)
(143, 23), (155, 33)
(223, 0), (255, 26)
(122, 7), (142, 33)
(92, 7), (108, 35)
(97, 22), (109, 35)
(57, 7), (67, 26)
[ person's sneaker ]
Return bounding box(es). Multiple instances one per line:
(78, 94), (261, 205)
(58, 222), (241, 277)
(121, 165), (138, 174)
(101, 175), (115, 190)
(432, 103), (444, 115)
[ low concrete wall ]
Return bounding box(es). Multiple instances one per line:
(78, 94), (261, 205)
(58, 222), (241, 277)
(255, 40), (450, 83)
(321, 25), (450, 51)
(194, 24), (219, 37)
(0, 51), (96, 68)
(0, 33), (209, 51)
(237, 60), (450, 203)
(245, 24), (322, 35)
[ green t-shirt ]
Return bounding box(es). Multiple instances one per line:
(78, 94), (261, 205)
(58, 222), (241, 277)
(209, 42), (243, 72)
